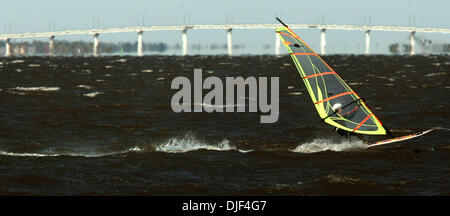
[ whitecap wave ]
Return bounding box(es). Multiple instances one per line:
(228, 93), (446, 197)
(76, 85), (93, 89)
(12, 86), (60, 91)
(0, 151), (60, 157)
(0, 146), (143, 158)
(0, 137), (253, 157)
(6, 91), (26, 95)
(11, 60), (24, 64)
(0, 150), (113, 158)
(115, 59), (127, 63)
(425, 72), (447, 77)
(154, 135), (251, 153)
(287, 92), (303, 95)
(348, 82), (364, 86)
(290, 138), (367, 153)
(83, 91), (103, 97)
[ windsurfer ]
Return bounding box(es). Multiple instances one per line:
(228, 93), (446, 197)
(331, 103), (347, 136)
(332, 103), (343, 115)
(333, 127), (369, 143)
(331, 103), (368, 143)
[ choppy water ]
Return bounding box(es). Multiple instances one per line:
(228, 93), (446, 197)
(0, 55), (449, 195)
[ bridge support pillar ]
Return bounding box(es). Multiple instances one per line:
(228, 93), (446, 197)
(49, 35), (55, 56)
(182, 29), (188, 56)
(5, 38), (12, 57)
(93, 33), (99, 57)
(227, 28), (232, 56)
(365, 30), (370, 55)
(410, 31), (415, 55)
(275, 33), (280, 56)
(320, 28), (326, 55)
(137, 31), (143, 56)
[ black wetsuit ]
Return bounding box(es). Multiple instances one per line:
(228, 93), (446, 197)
(334, 127), (365, 141)
(336, 128), (348, 136)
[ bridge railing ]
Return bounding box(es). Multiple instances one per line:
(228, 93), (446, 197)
(1, 24), (449, 56)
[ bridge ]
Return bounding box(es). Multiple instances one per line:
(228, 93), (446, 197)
(1, 24), (449, 57)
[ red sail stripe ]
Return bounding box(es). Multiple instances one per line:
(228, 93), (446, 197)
(303, 72), (336, 79)
(341, 105), (359, 116)
(353, 113), (373, 132)
(277, 32), (298, 39)
(314, 91), (354, 104)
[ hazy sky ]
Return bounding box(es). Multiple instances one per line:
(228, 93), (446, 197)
(1, 0), (449, 54)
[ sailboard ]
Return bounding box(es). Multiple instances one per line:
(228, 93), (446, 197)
(366, 129), (435, 148)
(275, 17), (433, 147)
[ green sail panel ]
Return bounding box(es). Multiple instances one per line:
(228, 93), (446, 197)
(276, 27), (386, 135)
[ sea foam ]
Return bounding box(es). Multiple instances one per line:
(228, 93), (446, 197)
(154, 135), (251, 153)
(290, 138), (367, 153)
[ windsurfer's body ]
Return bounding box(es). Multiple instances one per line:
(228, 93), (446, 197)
(331, 103), (369, 144)
(333, 127), (369, 144)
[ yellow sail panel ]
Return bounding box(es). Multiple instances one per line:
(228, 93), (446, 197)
(276, 27), (386, 135)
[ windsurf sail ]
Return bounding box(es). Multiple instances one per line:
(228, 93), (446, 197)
(276, 18), (386, 135)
